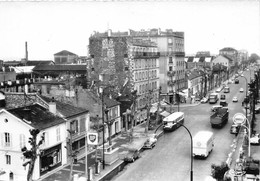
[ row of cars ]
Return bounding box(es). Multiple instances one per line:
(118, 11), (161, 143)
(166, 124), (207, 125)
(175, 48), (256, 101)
(124, 134), (157, 163)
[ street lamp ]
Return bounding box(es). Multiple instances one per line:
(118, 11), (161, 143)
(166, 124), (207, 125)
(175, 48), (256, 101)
(180, 124), (193, 181)
(240, 75), (248, 119)
(240, 118), (251, 157)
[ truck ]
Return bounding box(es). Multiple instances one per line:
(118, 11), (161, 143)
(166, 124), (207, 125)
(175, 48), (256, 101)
(209, 93), (218, 104)
(193, 131), (214, 158)
(210, 107), (229, 128)
(219, 94), (228, 107)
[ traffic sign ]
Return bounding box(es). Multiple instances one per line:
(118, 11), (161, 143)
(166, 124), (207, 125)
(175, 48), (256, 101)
(232, 113), (246, 125)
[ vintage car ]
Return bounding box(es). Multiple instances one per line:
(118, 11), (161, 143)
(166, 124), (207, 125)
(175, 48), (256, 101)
(124, 149), (140, 163)
(143, 134), (157, 149)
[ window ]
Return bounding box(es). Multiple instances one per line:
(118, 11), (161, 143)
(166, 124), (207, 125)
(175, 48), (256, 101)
(43, 132), (49, 146)
(6, 155), (11, 165)
(4, 133), (11, 147)
(80, 118), (86, 133)
(56, 127), (60, 142)
(20, 134), (25, 148)
(169, 66), (173, 71)
(70, 120), (79, 134)
(169, 57), (173, 63)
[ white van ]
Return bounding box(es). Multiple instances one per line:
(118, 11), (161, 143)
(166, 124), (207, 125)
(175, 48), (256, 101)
(193, 131), (214, 158)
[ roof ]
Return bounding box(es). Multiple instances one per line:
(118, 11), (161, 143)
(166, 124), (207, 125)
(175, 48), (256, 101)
(26, 60), (54, 66)
(163, 112), (184, 122)
(11, 66), (35, 74)
(33, 64), (87, 71)
(103, 96), (121, 108)
(54, 50), (77, 56)
(8, 104), (66, 130)
(194, 131), (213, 141)
(222, 55), (234, 62)
(39, 95), (88, 118)
(187, 69), (204, 80)
(219, 47), (237, 52)
(185, 56), (214, 63)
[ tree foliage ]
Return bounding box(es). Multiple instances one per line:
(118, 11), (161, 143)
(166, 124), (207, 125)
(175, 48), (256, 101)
(248, 53), (260, 64)
(21, 129), (44, 181)
(211, 162), (229, 180)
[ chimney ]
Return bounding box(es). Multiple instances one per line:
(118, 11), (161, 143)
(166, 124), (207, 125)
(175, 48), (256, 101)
(49, 97), (57, 115)
(25, 42), (28, 63)
(108, 29), (112, 37)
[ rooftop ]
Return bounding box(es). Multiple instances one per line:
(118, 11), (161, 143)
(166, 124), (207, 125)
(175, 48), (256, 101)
(8, 103), (66, 130)
(39, 95), (89, 118)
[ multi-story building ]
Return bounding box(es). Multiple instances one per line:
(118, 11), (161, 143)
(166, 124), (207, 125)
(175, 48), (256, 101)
(89, 30), (160, 126)
(54, 50), (78, 64)
(0, 103), (67, 181)
(127, 28), (185, 103)
(219, 47), (238, 64)
(237, 49), (248, 65)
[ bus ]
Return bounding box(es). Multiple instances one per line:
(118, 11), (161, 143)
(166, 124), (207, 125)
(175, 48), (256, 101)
(163, 112), (184, 131)
(209, 93), (219, 104)
(224, 86), (230, 93)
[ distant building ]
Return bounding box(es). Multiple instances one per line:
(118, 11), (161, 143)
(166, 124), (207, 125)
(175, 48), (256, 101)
(0, 103), (67, 181)
(219, 47), (238, 64)
(237, 49), (248, 64)
(212, 55), (234, 70)
(54, 50), (78, 64)
(185, 56), (214, 70)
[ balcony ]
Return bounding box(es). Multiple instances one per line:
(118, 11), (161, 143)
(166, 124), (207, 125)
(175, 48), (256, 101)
(159, 51), (185, 57)
(167, 71), (175, 77)
(167, 80), (175, 86)
(132, 52), (160, 58)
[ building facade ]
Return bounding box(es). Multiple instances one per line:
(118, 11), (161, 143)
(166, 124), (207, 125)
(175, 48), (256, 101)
(0, 104), (67, 181)
(54, 50), (78, 64)
(128, 28), (185, 103)
(89, 30), (160, 126)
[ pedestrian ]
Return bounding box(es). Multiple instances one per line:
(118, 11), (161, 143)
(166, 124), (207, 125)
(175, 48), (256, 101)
(184, 98), (186, 103)
(190, 97), (192, 104)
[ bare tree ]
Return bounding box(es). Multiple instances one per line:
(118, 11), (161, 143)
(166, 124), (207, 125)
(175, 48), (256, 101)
(21, 129), (44, 181)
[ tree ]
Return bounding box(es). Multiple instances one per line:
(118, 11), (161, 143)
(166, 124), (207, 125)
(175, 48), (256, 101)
(211, 162), (229, 181)
(21, 129), (44, 181)
(248, 53), (260, 64)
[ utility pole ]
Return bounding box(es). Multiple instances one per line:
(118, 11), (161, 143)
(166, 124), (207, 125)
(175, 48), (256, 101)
(67, 128), (79, 181)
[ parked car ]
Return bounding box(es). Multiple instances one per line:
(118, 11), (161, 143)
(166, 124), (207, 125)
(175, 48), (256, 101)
(124, 149), (140, 163)
(250, 134), (260, 145)
(232, 97), (238, 102)
(255, 107), (260, 114)
(143, 134), (157, 149)
(230, 124), (240, 134)
(201, 97), (209, 103)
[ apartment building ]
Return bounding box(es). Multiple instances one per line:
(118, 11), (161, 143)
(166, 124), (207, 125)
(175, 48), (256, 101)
(89, 30), (160, 126)
(127, 28), (185, 103)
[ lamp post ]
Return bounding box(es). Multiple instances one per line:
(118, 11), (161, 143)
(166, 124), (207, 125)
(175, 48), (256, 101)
(179, 124), (193, 181)
(240, 75), (248, 119)
(241, 123), (251, 157)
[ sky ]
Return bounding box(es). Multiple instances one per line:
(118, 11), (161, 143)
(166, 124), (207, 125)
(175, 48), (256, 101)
(0, 0), (259, 61)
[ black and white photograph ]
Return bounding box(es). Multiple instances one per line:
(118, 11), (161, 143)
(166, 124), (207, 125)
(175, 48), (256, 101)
(0, 0), (259, 181)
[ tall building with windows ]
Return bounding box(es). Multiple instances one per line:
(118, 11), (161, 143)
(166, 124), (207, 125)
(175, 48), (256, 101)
(89, 30), (160, 125)
(127, 28), (185, 103)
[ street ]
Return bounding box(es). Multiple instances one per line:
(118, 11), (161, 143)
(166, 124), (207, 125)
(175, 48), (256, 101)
(112, 72), (250, 181)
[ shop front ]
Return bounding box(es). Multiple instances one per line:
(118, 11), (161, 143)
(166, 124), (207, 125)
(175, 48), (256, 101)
(40, 144), (62, 176)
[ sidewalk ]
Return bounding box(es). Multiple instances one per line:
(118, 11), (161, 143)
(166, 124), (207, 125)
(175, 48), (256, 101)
(38, 121), (165, 181)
